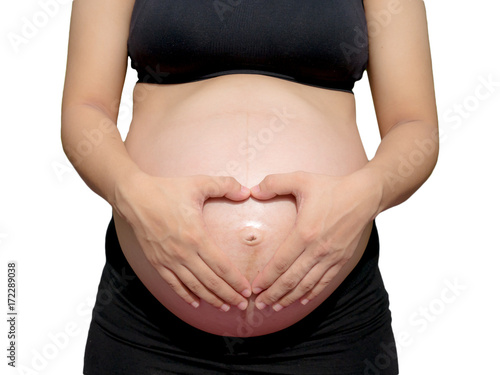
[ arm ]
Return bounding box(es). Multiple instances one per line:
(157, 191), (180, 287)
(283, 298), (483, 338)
(61, 0), (251, 311)
(250, 0), (438, 310)
(61, 0), (138, 201)
(363, 0), (439, 214)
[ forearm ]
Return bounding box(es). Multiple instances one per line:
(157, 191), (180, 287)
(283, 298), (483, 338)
(61, 103), (143, 206)
(360, 119), (439, 217)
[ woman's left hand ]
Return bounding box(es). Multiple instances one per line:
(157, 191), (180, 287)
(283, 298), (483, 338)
(250, 169), (382, 311)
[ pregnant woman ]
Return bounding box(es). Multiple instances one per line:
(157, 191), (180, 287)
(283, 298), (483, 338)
(61, 0), (438, 374)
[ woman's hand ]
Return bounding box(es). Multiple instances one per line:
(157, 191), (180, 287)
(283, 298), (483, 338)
(112, 171), (252, 311)
(250, 170), (383, 311)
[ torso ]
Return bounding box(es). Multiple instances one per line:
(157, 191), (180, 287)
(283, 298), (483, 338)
(113, 74), (373, 336)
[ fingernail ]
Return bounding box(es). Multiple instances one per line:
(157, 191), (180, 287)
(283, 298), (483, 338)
(242, 289), (251, 298)
(220, 304), (230, 312)
(191, 301), (200, 309)
(241, 186), (250, 194)
(250, 185), (260, 194)
(238, 301), (248, 311)
(255, 301), (267, 310)
(300, 299), (309, 306)
(272, 304), (283, 312)
(253, 287), (263, 294)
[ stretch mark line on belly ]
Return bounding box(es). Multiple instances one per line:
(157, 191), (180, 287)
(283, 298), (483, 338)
(245, 110), (250, 186)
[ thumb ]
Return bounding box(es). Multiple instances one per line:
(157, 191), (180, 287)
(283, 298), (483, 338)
(251, 172), (304, 200)
(198, 175), (250, 201)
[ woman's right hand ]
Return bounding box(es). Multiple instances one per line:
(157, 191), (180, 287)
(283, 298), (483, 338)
(112, 171), (252, 311)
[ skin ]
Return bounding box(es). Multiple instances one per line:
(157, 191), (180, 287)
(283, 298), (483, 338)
(61, 0), (438, 335)
(251, 0), (440, 310)
(112, 76), (374, 335)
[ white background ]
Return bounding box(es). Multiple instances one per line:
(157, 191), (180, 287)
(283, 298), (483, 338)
(1, 0), (499, 374)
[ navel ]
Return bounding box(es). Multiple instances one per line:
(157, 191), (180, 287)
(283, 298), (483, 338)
(238, 222), (265, 246)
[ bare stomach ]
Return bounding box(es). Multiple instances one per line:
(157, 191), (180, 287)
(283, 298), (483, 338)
(113, 74), (373, 337)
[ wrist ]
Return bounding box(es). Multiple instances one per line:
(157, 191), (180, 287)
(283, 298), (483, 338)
(108, 165), (150, 211)
(348, 166), (385, 220)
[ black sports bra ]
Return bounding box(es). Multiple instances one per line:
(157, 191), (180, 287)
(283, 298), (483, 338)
(127, 0), (368, 93)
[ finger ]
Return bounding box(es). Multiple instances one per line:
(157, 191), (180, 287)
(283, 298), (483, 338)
(253, 264), (308, 310)
(196, 175), (250, 201)
(147, 213), (250, 309)
(187, 252), (250, 311)
(174, 207), (252, 304)
(155, 266), (201, 308)
(253, 250), (321, 309)
(173, 265), (238, 312)
(251, 228), (307, 295)
(297, 265), (342, 306)
(274, 264), (342, 311)
(250, 171), (306, 200)
(193, 223), (252, 300)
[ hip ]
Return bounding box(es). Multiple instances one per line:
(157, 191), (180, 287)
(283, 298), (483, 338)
(86, 219), (397, 374)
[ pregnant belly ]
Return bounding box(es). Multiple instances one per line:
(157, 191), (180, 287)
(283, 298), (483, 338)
(114, 76), (371, 336)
